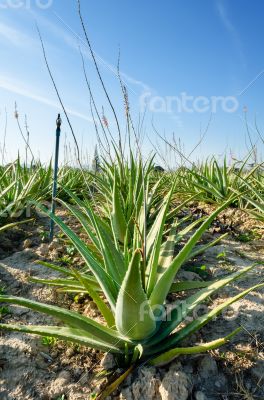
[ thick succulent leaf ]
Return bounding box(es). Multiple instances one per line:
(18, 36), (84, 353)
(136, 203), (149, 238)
(190, 170), (226, 200)
(31, 264), (101, 293)
(147, 264), (255, 346)
(157, 221), (178, 275)
(237, 169), (264, 202)
(150, 281), (264, 353)
(0, 295), (124, 346)
(162, 214), (192, 237)
(57, 198), (100, 250)
(149, 327), (241, 366)
(0, 218), (34, 233)
(190, 232), (228, 259)
(146, 184), (175, 261)
(60, 190), (126, 283)
(56, 288), (87, 293)
(32, 201), (117, 308)
(157, 217), (207, 278)
(243, 195), (264, 214)
(97, 366), (134, 400)
(94, 216), (126, 284)
(146, 176), (164, 211)
(29, 277), (85, 289)
(165, 192), (200, 222)
(169, 280), (215, 293)
(172, 216), (207, 244)
(115, 250), (156, 340)
(73, 269), (115, 328)
(34, 260), (75, 277)
(149, 198), (234, 308)
(146, 183), (176, 294)
(246, 209), (264, 222)
(111, 171), (127, 243)
(0, 324), (122, 353)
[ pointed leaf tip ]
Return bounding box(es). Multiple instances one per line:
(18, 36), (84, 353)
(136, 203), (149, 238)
(115, 250), (156, 340)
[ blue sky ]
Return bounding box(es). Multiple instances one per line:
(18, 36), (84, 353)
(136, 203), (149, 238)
(0, 0), (263, 165)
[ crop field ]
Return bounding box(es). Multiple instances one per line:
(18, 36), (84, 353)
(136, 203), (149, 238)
(0, 146), (263, 399)
(0, 1), (264, 399)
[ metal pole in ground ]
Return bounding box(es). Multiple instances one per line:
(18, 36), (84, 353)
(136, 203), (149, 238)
(50, 114), (62, 242)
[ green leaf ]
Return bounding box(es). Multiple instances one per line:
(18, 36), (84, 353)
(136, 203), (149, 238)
(190, 232), (229, 259)
(155, 282), (264, 353)
(96, 366), (134, 400)
(29, 277), (85, 289)
(34, 260), (75, 277)
(0, 218), (34, 233)
(149, 198), (235, 308)
(0, 295), (124, 346)
(115, 250), (156, 340)
(0, 324), (122, 353)
(169, 280), (215, 293)
(32, 201), (117, 308)
(111, 171), (127, 243)
(147, 264), (256, 347)
(157, 221), (178, 275)
(146, 182), (176, 295)
(149, 327), (241, 366)
(73, 269), (115, 328)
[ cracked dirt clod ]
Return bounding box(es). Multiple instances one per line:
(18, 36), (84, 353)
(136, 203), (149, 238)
(0, 251), (83, 398)
(159, 370), (192, 400)
(120, 367), (162, 400)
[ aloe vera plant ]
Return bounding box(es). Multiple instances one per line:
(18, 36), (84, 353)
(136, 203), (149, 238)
(237, 170), (264, 221)
(89, 149), (169, 233)
(178, 156), (262, 207)
(0, 158), (91, 226)
(0, 159), (263, 396)
(0, 158), (52, 219)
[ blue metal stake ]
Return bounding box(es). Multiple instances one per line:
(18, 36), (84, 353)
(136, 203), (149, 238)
(50, 114), (62, 242)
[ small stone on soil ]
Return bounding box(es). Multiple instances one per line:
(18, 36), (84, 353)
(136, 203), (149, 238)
(198, 355), (218, 379)
(100, 353), (116, 370)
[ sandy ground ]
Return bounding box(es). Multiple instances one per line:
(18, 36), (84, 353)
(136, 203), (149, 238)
(0, 211), (263, 400)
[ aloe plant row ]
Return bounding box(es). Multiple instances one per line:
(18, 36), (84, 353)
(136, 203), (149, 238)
(0, 153), (262, 373)
(0, 158), (92, 225)
(177, 156), (263, 208)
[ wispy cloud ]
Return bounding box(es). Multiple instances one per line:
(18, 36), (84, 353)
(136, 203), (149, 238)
(216, 1), (235, 33)
(120, 72), (152, 94)
(216, 1), (246, 67)
(0, 21), (36, 48)
(0, 75), (93, 122)
(0, 10), (154, 124)
(33, 10), (153, 97)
